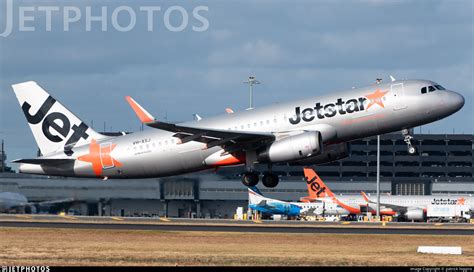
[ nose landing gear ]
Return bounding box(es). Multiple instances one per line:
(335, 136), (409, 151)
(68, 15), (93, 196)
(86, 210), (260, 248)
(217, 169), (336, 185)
(402, 129), (417, 155)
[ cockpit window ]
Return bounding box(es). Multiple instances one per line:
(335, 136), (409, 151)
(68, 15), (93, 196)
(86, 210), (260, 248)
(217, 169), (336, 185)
(421, 85), (443, 94)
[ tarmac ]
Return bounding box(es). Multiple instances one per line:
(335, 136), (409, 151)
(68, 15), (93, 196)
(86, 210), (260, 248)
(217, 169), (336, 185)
(1, 214), (473, 235)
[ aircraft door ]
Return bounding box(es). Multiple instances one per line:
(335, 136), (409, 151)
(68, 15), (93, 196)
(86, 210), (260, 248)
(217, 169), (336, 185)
(391, 83), (407, 110)
(100, 142), (115, 169)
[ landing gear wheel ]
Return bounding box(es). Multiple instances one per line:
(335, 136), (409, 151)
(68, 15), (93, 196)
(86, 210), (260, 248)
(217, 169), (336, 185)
(262, 173), (279, 188)
(242, 172), (259, 187)
(402, 129), (417, 156)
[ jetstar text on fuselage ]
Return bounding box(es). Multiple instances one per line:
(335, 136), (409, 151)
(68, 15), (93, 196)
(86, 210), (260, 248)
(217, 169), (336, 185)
(431, 198), (465, 205)
(289, 97), (368, 125)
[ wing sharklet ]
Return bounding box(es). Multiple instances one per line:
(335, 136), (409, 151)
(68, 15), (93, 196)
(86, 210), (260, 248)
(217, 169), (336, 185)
(125, 96), (155, 123)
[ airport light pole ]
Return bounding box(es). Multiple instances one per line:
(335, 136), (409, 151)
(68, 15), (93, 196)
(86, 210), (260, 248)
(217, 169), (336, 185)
(376, 135), (380, 219)
(244, 76), (260, 109)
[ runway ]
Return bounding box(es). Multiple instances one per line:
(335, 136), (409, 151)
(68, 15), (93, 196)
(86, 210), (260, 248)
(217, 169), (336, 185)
(1, 214), (473, 235)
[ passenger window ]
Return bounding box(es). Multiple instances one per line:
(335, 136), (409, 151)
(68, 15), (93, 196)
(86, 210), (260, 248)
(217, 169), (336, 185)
(421, 87), (427, 94)
(428, 86), (436, 92)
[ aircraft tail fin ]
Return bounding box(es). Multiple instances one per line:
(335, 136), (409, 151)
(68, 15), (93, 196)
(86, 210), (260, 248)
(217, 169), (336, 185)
(11, 81), (107, 156)
(248, 186), (265, 205)
(303, 167), (334, 198)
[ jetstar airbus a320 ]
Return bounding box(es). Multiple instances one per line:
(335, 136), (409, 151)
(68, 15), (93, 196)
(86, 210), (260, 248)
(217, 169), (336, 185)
(11, 79), (464, 188)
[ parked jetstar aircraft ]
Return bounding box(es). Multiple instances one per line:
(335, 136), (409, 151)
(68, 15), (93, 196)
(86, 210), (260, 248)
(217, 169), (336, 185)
(360, 191), (474, 221)
(248, 186), (348, 217)
(0, 191), (74, 213)
(11, 79), (464, 187)
(302, 168), (473, 221)
(300, 168), (385, 215)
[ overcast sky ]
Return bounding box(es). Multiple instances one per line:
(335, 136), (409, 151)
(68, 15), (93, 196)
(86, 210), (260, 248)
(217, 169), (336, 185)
(0, 0), (472, 162)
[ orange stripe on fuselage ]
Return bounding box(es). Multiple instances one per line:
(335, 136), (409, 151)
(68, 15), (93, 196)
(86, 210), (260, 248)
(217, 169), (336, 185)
(211, 154), (245, 167)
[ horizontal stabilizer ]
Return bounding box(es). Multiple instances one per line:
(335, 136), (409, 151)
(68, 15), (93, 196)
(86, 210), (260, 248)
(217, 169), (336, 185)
(12, 158), (75, 166)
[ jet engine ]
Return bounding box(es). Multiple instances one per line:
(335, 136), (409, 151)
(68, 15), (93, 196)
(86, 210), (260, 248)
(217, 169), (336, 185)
(290, 142), (349, 166)
(258, 131), (322, 163)
(405, 208), (425, 221)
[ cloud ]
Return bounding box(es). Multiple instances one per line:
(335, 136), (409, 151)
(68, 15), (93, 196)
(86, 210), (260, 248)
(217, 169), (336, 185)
(208, 39), (285, 66)
(0, 0), (472, 163)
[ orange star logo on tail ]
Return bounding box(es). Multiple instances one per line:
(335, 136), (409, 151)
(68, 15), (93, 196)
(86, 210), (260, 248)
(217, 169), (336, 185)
(365, 89), (388, 110)
(78, 139), (122, 176)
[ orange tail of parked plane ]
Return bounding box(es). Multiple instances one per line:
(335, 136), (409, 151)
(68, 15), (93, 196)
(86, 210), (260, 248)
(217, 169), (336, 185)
(301, 167), (334, 202)
(301, 167), (363, 214)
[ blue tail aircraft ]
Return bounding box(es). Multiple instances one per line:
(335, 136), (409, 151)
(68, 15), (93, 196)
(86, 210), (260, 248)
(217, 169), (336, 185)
(247, 186), (348, 218)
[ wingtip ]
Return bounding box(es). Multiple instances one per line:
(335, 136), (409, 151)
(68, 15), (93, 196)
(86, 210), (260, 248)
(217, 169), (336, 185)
(125, 96), (155, 123)
(361, 191), (369, 201)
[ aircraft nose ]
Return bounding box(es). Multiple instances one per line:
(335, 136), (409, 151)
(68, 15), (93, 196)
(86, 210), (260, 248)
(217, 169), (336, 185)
(448, 91), (465, 112)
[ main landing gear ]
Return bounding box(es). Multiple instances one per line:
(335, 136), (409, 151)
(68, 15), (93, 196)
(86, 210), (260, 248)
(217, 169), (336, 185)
(242, 171), (259, 187)
(241, 171), (280, 188)
(402, 129), (417, 155)
(241, 151), (279, 188)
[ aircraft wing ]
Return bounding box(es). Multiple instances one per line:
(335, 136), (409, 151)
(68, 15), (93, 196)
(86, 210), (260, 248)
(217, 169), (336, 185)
(36, 197), (76, 206)
(126, 96), (275, 150)
(360, 191), (408, 213)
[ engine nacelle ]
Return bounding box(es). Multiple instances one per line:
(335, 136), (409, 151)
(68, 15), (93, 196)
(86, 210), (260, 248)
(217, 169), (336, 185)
(258, 131), (322, 163)
(290, 143), (349, 166)
(405, 209), (425, 221)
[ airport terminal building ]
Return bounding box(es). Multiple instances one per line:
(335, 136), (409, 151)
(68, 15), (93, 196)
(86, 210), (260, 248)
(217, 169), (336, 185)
(0, 133), (472, 218)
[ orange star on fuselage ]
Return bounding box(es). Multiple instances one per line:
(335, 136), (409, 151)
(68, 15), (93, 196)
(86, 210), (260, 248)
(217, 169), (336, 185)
(77, 139), (122, 176)
(365, 89), (388, 110)
(457, 198), (466, 205)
